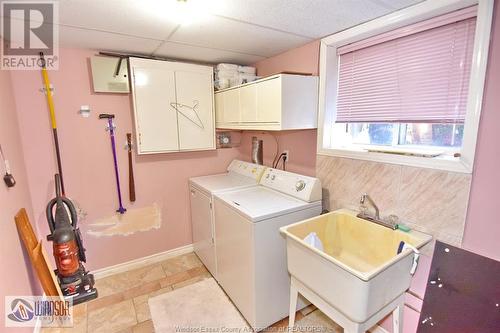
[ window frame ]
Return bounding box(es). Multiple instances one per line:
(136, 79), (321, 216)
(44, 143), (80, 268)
(317, 0), (494, 173)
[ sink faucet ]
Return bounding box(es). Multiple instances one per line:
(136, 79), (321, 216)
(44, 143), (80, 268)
(359, 193), (380, 220)
(357, 193), (397, 230)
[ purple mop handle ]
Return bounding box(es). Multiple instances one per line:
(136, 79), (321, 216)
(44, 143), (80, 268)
(100, 114), (126, 214)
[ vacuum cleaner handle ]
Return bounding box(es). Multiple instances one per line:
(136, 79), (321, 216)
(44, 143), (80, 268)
(46, 197), (58, 234)
(46, 196), (78, 233)
(46, 174), (78, 234)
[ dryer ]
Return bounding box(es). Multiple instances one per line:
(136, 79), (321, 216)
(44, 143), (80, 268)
(213, 168), (322, 329)
(189, 160), (266, 279)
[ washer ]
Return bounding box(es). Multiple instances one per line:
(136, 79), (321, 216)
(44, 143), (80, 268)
(213, 168), (322, 329)
(189, 160), (266, 279)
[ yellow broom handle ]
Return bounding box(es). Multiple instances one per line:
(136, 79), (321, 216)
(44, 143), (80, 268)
(41, 67), (57, 129)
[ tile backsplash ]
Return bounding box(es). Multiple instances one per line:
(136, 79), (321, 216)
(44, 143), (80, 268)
(317, 155), (472, 247)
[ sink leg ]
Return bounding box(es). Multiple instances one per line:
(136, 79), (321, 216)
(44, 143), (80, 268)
(288, 282), (299, 327)
(343, 322), (363, 333)
(392, 303), (404, 333)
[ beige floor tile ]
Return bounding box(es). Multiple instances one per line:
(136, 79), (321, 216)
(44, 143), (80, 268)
(132, 320), (155, 333)
(116, 328), (134, 333)
(296, 309), (342, 332)
(161, 252), (203, 276)
(172, 275), (209, 290)
(133, 293), (149, 307)
(187, 265), (210, 278)
(125, 280), (162, 300)
(300, 304), (317, 316)
(87, 300), (137, 333)
(41, 303), (87, 333)
(133, 300), (151, 323)
(133, 286), (173, 323)
(268, 313), (303, 330)
(87, 292), (125, 312)
(159, 270), (191, 288)
(94, 264), (166, 297)
(150, 286), (174, 298)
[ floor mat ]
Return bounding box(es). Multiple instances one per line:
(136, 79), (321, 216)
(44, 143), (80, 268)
(149, 277), (249, 333)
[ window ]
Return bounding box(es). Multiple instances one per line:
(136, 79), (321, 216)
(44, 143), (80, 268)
(334, 122), (464, 151)
(318, 0), (494, 173)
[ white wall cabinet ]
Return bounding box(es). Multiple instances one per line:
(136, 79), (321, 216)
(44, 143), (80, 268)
(215, 74), (318, 130)
(129, 58), (215, 154)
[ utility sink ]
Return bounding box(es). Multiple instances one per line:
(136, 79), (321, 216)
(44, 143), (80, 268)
(281, 209), (432, 323)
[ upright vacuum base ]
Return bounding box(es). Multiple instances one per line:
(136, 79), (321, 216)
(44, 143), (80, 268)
(57, 268), (98, 305)
(69, 286), (98, 305)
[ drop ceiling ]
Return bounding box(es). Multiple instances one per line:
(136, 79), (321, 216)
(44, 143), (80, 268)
(2, 0), (423, 65)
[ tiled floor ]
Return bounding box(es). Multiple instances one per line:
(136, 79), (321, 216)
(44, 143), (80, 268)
(42, 252), (319, 333)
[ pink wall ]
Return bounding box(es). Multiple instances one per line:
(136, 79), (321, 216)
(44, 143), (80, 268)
(237, 130), (317, 177)
(254, 40), (320, 77)
(0, 64), (40, 331)
(241, 40), (321, 176)
(462, 0), (500, 261)
(10, 48), (241, 271)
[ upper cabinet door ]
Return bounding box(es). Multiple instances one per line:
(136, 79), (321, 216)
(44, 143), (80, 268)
(222, 89), (240, 123)
(131, 64), (179, 153)
(175, 70), (215, 151)
(215, 93), (224, 124)
(239, 84), (257, 122)
(257, 78), (281, 123)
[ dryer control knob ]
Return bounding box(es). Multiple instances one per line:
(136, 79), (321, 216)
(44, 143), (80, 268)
(295, 180), (306, 192)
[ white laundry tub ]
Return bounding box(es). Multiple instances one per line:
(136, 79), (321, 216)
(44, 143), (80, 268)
(280, 209), (432, 323)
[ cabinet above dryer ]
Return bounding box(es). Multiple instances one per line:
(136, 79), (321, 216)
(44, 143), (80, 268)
(129, 57), (215, 154)
(215, 74), (319, 131)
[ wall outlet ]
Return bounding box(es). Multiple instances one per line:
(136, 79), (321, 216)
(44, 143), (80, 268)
(283, 150), (289, 162)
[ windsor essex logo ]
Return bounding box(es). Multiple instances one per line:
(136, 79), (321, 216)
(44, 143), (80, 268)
(7, 298), (34, 322)
(5, 296), (73, 327)
(1, 1), (59, 70)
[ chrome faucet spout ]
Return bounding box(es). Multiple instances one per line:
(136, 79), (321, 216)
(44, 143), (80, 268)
(357, 193), (396, 230)
(360, 193), (380, 219)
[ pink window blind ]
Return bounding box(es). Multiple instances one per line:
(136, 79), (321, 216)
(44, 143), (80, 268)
(336, 7), (477, 124)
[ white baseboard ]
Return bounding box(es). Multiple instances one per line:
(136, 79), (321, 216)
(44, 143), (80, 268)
(369, 325), (390, 333)
(92, 244), (194, 280)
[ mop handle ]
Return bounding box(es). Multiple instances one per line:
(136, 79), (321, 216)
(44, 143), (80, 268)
(40, 59), (57, 129)
(99, 114), (126, 214)
(40, 52), (66, 196)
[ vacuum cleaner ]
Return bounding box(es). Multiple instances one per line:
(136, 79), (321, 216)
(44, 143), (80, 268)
(46, 174), (98, 305)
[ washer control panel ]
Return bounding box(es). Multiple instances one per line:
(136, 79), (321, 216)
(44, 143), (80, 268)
(227, 160), (266, 181)
(260, 168), (322, 202)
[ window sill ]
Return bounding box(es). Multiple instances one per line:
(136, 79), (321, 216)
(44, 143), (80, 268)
(317, 147), (473, 173)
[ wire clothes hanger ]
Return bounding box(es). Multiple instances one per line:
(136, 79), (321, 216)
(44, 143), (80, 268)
(170, 100), (204, 129)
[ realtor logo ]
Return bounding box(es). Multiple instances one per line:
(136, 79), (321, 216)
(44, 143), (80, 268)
(5, 296), (73, 328)
(7, 298), (34, 322)
(1, 1), (59, 69)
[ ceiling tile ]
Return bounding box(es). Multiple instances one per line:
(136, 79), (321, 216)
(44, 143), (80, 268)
(2, 0), (426, 64)
(210, 0), (422, 39)
(57, 0), (179, 40)
(372, 0), (424, 10)
(170, 15), (311, 57)
(153, 41), (265, 65)
(58, 25), (163, 55)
